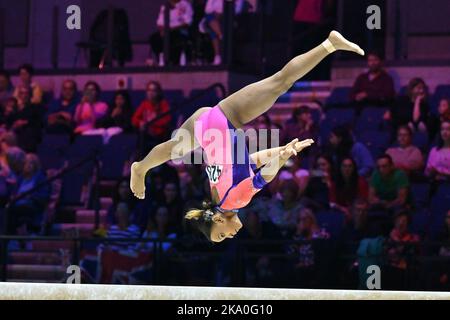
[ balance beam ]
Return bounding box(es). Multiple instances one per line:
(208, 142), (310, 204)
(0, 282), (449, 300)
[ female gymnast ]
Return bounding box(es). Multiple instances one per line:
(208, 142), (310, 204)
(130, 30), (364, 242)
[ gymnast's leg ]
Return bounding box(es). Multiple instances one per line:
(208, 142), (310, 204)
(219, 30), (364, 128)
(130, 107), (209, 199)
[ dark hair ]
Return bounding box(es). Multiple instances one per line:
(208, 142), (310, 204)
(393, 209), (411, 224)
(397, 125), (413, 136)
(18, 63), (34, 76)
(184, 199), (216, 241)
(84, 81), (101, 93)
(335, 157), (359, 204)
(331, 125), (354, 156)
(366, 50), (383, 60)
(437, 120), (450, 150)
(292, 105), (311, 119)
(0, 69), (10, 80)
(377, 153), (393, 164)
(111, 90), (132, 111)
(406, 77), (428, 98)
(146, 80), (164, 103)
(62, 79), (78, 91)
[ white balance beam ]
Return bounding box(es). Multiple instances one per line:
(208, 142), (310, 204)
(0, 282), (449, 300)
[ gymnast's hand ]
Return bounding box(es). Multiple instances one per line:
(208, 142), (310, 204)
(280, 138), (314, 160)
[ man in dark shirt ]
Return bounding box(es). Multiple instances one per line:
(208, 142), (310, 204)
(350, 51), (395, 106)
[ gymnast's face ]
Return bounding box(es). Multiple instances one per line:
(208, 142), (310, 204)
(210, 212), (243, 242)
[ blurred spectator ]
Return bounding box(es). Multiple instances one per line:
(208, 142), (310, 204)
(425, 120), (450, 181)
(46, 80), (79, 134)
(245, 113), (280, 151)
(108, 177), (137, 226)
(0, 70), (13, 106)
(387, 78), (432, 134)
(13, 64), (43, 105)
(7, 153), (50, 235)
(73, 81), (109, 134)
(4, 146), (25, 190)
(268, 179), (303, 236)
(199, 0), (245, 65)
(384, 210), (419, 290)
(386, 125), (424, 176)
(157, 181), (184, 232)
(100, 90), (133, 133)
(178, 164), (208, 201)
(105, 202), (140, 252)
(369, 154), (410, 211)
(429, 98), (450, 141)
(0, 131), (18, 177)
(432, 210), (450, 290)
(303, 154), (334, 210)
(282, 105), (318, 145)
(0, 97), (19, 130)
(287, 208), (330, 288)
(327, 126), (374, 177)
(140, 206), (177, 253)
(330, 157), (369, 216)
(132, 81), (172, 146)
(150, 0), (194, 66)
(12, 85), (45, 152)
(350, 51), (395, 106)
(343, 199), (371, 241)
(270, 156), (309, 196)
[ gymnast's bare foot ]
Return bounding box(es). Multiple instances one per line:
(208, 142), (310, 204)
(130, 162), (146, 199)
(328, 30), (365, 56)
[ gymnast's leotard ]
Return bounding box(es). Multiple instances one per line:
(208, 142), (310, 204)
(194, 104), (267, 211)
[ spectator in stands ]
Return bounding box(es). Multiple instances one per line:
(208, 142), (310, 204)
(282, 105), (318, 146)
(268, 179), (303, 236)
(0, 97), (19, 131)
(46, 80), (79, 134)
(386, 78), (432, 134)
(0, 70), (13, 107)
(432, 210), (450, 290)
(7, 153), (50, 235)
(13, 64), (43, 105)
(287, 208), (330, 288)
(302, 154), (334, 210)
(329, 157), (369, 216)
(105, 202), (140, 251)
(429, 98), (450, 143)
(245, 113), (280, 151)
(386, 125), (424, 176)
(132, 81), (172, 145)
(199, 0), (245, 65)
(343, 198), (370, 239)
(12, 85), (45, 152)
(384, 210), (419, 290)
(369, 154), (410, 211)
(73, 81), (109, 134)
(157, 181), (184, 232)
(0, 131), (18, 178)
(100, 90), (133, 133)
(150, 0), (194, 66)
(140, 206), (177, 253)
(350, 51), (395, 106)
(327, 126), (374, 177)
(108, 177), (138, 226)
(269, 156), (309, 196)
(178, 163), (208, 202)
(425, 120), (450, 181)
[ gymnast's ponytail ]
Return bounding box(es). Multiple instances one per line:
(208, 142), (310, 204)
(184, 200), (216, 241)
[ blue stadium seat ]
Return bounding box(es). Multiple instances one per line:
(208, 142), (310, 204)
(358, 131), (391, 158)
(412, 131), (429, 153)
(37, 134), (71, 170)
(325, 87), (351, 105)
(315, 210), (345, 238)
(325, 108), (355, 127)
(410, 182), (431, 209)
(355, 107), (388, 134)
(99, 134), (138, 180)
(410, 209), (430, 237)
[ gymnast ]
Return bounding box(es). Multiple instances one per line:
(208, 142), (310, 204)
(130, 30), (364, 242)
